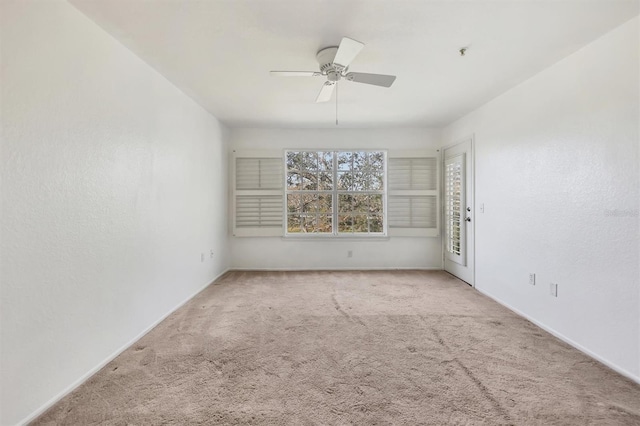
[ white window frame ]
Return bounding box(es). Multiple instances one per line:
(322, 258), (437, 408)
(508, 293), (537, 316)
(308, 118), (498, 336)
(284, 149), (388, 238)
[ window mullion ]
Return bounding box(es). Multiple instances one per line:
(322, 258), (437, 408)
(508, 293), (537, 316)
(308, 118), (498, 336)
(331, 151), (338, 236)
(285, 150), (386, 237)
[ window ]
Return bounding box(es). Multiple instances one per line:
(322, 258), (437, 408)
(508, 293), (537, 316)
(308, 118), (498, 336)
(285, 150), (386, 236)
(232, 149), (438, 238)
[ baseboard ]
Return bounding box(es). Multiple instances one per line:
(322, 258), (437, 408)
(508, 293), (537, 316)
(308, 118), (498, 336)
(229, 267), (443, 271)
(25, 268), (635, 424)
(18, 268), (230, 426)
(475, 286), (640, 386)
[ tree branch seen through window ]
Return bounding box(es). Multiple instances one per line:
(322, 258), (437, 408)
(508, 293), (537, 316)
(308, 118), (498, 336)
(286, 151), (385, 235)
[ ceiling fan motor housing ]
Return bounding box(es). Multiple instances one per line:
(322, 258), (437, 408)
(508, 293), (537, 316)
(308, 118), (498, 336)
(317, 46), (345, 81)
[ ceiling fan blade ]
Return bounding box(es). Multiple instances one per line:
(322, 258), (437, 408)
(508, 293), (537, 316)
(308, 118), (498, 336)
(315, 81), (336, 103)
(270, 71), (321, 77)
(333, 37), (364, 68)
(345, 72), (396, 88)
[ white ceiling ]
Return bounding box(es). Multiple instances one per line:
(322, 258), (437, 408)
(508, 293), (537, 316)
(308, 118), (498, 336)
(69, 0), (639, 128)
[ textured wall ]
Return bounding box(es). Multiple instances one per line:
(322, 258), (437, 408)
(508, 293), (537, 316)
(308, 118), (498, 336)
(0, 1), (230, 424)
(443, 17), (639, 381)
(230, 128), (443, 270)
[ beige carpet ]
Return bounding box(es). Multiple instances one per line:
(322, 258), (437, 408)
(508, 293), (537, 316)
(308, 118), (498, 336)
(34, 271), (640, 425)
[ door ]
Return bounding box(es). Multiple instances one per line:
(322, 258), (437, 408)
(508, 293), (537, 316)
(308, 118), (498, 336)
(443, 138), (474, 286)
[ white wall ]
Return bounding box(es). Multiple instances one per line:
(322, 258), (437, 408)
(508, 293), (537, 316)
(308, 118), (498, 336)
(443, 17), (639, 381)
(230, 128), (442, 270)
(0, 1), (230, 424)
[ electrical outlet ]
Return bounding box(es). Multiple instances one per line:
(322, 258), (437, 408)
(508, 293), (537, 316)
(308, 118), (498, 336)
(347, 250), (353, 258)
(529, 273), (536, 286)
(550, 283), (558, 297)
(201, 253), (205, 262)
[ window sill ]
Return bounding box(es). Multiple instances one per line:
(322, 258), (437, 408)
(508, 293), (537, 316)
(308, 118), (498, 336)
(281, 235), (390, 242)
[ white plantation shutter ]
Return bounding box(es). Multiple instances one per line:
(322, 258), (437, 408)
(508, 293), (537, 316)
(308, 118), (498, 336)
(387, 152), (439, 237)
(236, 158), (283, 190)
(444, 154), (464, 259)
(388, 196), (437, 228)
(235, 195), (283, 228)
(233, 151), (284, 237)
(388, 157), (437, 191)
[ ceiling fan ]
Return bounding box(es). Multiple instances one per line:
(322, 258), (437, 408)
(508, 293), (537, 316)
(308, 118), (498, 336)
(270, 37), (396, 103)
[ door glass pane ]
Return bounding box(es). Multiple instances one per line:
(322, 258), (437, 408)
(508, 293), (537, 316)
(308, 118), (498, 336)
(445, 155), (464, 257)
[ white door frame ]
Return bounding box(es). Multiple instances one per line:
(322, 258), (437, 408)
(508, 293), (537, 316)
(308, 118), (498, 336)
(441, 135), (475, 287)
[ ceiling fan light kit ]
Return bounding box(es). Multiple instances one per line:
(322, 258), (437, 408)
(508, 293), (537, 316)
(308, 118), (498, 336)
(271, 37), (397, 104)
